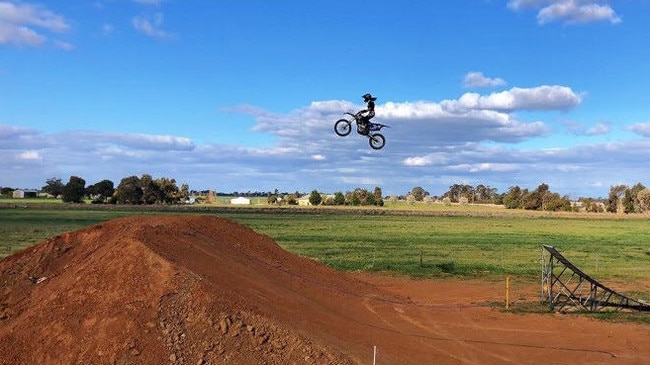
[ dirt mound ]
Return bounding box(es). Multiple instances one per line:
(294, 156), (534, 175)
(2, 215), (650, 365)
(0, 215), (384, 365)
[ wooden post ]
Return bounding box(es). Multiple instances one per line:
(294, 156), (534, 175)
(506, 276), (510, 310)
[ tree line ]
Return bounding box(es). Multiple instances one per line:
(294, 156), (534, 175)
(38, 175), (190, 205)
(408, 182), (650, 213)
(4, 176), (650, 213)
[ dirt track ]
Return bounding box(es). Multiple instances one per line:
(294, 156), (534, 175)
(1, 215), (649, 364)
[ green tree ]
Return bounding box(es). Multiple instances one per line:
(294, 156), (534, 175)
(445, 184), (474, 203)
(348, 191), (361, 206)
(86, 179), (115, 203)
(606, 185), (626, 213)
(333, 192), (345, 205)
(62, 176), (86, 203)
(373, 186), (384, 206)
(474, 184), (498, 203)
(140, 174), (160, 204)
(283, 194), (297, 205)
(502, 186), (522, 209)
(626, 183), (646, 213)
(618, 183), (646, 214)
(364, 192), (376, 206)
(115, 176), (143, 204)
(156, 177), (181, 204)
(308, 190), (322, 206)
(410, 186), (427, 202)
(544, 193), (572, 211)
(42, 177), (64, 197)
(637, 188), (650, 213)
(180, 183), (190, 201)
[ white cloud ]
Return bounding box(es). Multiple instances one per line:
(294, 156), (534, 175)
(508, 0), (621, 25)
(463, 72), (507, 88)
(447, 86), (582, 112)
(447, 163), (518, 173)
(132, 13), (171, 38)
(403, 156), (431, 167)
(403, 153), (449, 167)
(627, 122), (650, 138)
(0, 124), (35, 138)
(0, 1), (69, 46)
(584, 122), (610, 136)
(17, 150), (41, 161)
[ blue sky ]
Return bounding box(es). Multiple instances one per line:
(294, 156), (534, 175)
(2, 0), (650, 198)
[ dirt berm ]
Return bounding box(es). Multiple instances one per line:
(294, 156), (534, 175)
(1, 215), (649, 365)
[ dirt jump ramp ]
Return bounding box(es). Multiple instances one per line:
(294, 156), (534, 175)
(541, 244), (650, 312)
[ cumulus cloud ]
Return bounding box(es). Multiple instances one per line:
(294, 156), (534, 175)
(371, 85), (580, 145)
(627, 122), (650, 138)
(0, 1), (70, 46)
(67, 130), (195, 151)
(463, 72), (506, 88)
(508, 0), (621, 25)
(0, 124), (35, 139)
(585, 122), (610, 136)
(238, 86), (576, 148)
(132, 13), (172, 38)
(446, 163), (518, 173)
(446, 85), (582, 112)
(17, 150), (41, 161)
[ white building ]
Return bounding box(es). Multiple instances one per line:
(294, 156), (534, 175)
(230, 197), (251, 205)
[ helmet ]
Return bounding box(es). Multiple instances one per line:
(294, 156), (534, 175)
(362, 93), (377, 102)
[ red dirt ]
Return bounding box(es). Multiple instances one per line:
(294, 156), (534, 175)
(1, 215), (649, 365)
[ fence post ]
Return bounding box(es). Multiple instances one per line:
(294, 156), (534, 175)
(505, 276), (510, 310)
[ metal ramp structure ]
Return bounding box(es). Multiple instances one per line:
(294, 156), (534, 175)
(541, 245), (650, 312)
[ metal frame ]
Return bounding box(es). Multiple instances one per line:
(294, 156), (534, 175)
(541, 245), (650, 312)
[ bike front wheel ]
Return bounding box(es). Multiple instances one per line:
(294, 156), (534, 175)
(334, 119), (352, 136)
(369, 133), (386, 150)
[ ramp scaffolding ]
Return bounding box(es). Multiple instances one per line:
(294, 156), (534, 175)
(541, 245), (650, 312)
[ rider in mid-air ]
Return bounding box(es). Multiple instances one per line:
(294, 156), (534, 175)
(358, 93), (377, 134)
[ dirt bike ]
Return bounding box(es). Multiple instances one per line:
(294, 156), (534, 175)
(334, 111), (389, 150)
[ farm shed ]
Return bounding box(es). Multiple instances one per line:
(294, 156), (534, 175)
(230, 197), (251, 205)
(12, 190), (37, 199)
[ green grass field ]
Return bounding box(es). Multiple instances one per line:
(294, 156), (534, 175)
(2, 205), (650, 286)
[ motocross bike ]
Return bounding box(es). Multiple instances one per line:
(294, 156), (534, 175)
(334, 111), (389, 150)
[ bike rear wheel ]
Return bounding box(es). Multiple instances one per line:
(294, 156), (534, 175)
(369, 133), (386, 150)
(334, 119), (352, 136)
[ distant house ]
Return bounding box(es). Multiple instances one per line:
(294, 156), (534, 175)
(230, 197), (251, 205)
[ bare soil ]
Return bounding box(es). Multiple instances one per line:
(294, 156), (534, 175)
(1, 215), (649, 364)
